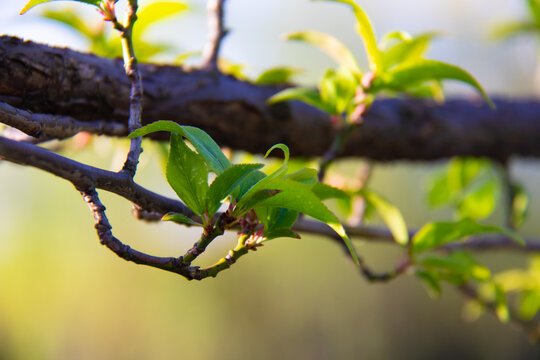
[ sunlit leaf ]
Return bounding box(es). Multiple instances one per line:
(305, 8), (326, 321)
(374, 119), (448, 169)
(233, 144), (290, 210)
(529, 0), (540, 26)
(420, 251), (491, 282)
(494, 283), (510, 323)
(129, 120), (183, 138)
(458, 177), (498, 220)
(21, 0), (100, 14)
(519, 290), (540, 320)
(382, 32), (436, 70)
(206, 163), (264, 215)
(315, 0), (382, 72)
(166, 133), (209, 215)
(285, 31), (362, 75)
(268, 87), (332, 114)
(319, 67), (358, 115)
(491, 21), (538, 40)
(358, 189), (408, 245)
(255, 178), (360, 264)
(135, 1), (189, 35)
(162, 212), (201, 226)
(382, 59), (494, 107)
(255, 66), (303, 85)
(41, 9), (94, 38)
(379, 31), (412, 50)
(428, 170), (453, 207)
(412, 218), (524, 253)
(511, 184), (529, 229)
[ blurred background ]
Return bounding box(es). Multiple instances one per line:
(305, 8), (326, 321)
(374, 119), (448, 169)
(1, 0), (540, 359)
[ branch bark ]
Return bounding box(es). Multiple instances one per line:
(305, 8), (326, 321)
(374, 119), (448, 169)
(2, 36), (540, 162)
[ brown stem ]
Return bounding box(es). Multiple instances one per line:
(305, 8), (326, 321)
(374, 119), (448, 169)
(201, 0), (228, 70)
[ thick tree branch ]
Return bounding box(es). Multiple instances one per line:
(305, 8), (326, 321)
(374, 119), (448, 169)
(1, 36), (540, 161)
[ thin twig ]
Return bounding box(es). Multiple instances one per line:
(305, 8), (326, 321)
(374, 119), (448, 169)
(0, 102), (127, 141)
(1, 136), (538, 253)
(81, 188), (257, 280)
(0, 136), (193, 217)
(110, 0), (144, 178)
(201, 0), (228, 70)
(318, 123), (356, 181)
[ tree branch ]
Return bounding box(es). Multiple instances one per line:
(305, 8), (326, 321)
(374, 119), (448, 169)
(200, 0), (228, 70)
(1, 134), (538, 254)
(1, 36), (540, 161)
(0, 101), (127, 140)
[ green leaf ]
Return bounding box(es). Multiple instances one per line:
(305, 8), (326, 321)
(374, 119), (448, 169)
(412, 218), (524, 253)
(379, 31), (413, 50)
(382, 32), (436, 70)
(162, 212), (201, 226)
(382, 59), (494, 107)
(255, 66), (302, 85)
(166, 133), (209, 215)
(233, 189), (281, 217)
(447, 157), (490, 192)
(427, 170), (453, 207)
(21, 0), (100, 14)
(285, 31), (362, 76)
(494, 283), (510, 323)
(319, 68), (358, 115)
(315, 0), (382, 73)
(254, 178), (360, 265)
(256, 207), (299, 232)
(519, 290), (540, 320)
(284, 168), (318, 186)
(420, 251), (491, 282)
(180, 126), (231, 175)
(358, 189), (409, 245)
(135, 1), (189, 36)
(415, 270), (441, 298)
(529, 0), (540, 26)
(206, 163), (264, 215)
(458, 177), (498, 220)
(268, 87), (332, 114)
(129, 121), (231, 175)
(264, 228), (301, 240)
(232, 170), (267, 201)
(41, 9), (94, 38)
(233, 144), (290, 211)
(491, 21), (538, 40)
(311, 183), (350, 200)
(129, 120), (183, 138)
(511, 184), (529, 229)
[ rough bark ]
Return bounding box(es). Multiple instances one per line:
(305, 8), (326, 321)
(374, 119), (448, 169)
(1, 36), (540, 161)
